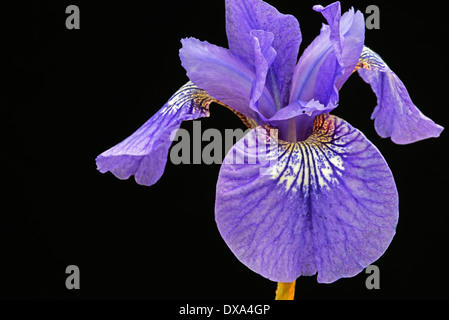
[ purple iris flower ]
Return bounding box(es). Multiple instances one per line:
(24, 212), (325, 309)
(96, 0), (443, 284)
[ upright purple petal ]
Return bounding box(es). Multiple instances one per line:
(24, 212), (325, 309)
(225, 0), (301, 108)
(313, 50), (342, 106)
(215, 114), (398, 283)
(249, 30), (277, 120)
(313, 3), (366, 91)
(289, 3), (364, 107)
(179, 37), (276, 122)
(357, 46), (444, 144)
(335, 7), (366, 89)
(96, 82), (216, 186)
(313, 3), (343, 62)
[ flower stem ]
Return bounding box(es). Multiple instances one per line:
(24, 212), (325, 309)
(275, 281), (296, 300)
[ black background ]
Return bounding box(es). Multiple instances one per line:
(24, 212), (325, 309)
(2, 0), (448, 300)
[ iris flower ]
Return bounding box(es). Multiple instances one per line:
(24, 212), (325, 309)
(96, 0), (443, 298)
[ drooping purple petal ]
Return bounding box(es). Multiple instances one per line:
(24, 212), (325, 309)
(225, 0), (301, 108)
(289, 3), (364, 107)
(179, 37), (276, 122)
(96, 82), (216, 186)
(215, 114), (398, 283)
(357, 46), (444, 144)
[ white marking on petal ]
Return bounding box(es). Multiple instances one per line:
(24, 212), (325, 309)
(269, 114), (347, 196)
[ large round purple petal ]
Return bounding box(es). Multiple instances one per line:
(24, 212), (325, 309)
(96, 82), (215, 186)
(357, 46), (444, 144)
(215, 114), (398, 283)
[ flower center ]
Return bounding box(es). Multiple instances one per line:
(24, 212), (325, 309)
(282, 114), (315, 143)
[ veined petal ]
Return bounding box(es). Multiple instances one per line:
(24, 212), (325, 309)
(225, 0), (301, 108)
(335, 7), (366, 89)
(356, 46), (444, 144)
(313, 3), (343, 63)
(96, 82), (217, 186)
(180, 37), (276, 122)
(215, 114), (398, 283)
(289, 3), (364, 106)
(249, 30), (277, 119)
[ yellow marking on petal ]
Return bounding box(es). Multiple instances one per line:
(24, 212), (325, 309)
(353, 59), (372, 72)
(275, 281), (296, 300)
(161, 81), (214, 116)
(353, 46), (389, 73)
(161, 81), (257, 129)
